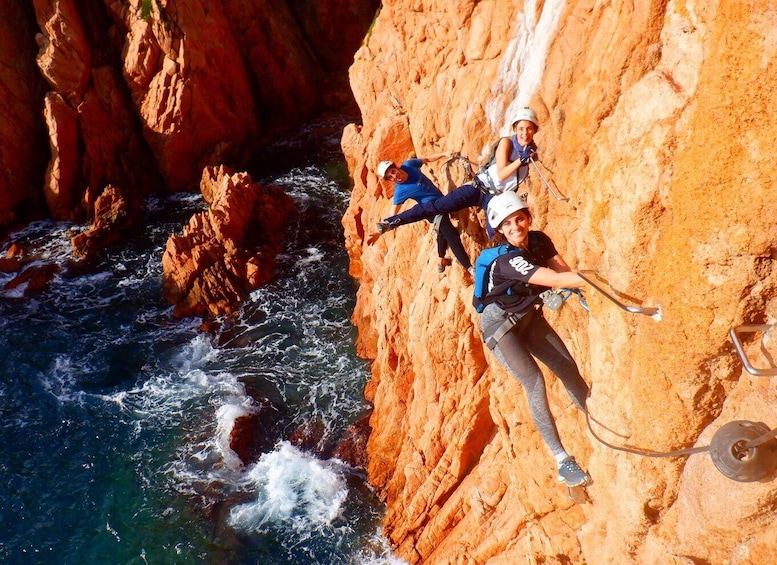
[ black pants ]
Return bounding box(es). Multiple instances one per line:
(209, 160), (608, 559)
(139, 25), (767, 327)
(385, 184), (496, 238)
(436, 214), (471, 269)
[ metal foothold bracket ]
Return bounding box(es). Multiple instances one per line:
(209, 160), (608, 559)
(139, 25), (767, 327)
(709, 420), (777, 482)
(577, 271), (660, 318)
(729, 325), (777, 376)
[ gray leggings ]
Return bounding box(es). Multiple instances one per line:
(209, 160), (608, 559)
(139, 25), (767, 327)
(481, 303), (589, 456)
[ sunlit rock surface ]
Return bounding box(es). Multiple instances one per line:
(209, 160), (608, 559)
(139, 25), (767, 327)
(342, 1), (777, 563)
(162, 165), (294, 318)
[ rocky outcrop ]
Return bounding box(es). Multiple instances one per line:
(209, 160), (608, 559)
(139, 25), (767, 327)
(70, 184), (137, 259)
(162, 165), (294, 318)
(2, 0), (378, 259)
(34, 0), (160, 225)
(342, 0), (777, 563)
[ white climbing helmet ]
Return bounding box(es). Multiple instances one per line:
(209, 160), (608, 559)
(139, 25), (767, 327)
(487, 191), (530, 229)
(377, 160), (395, 179)
(511, 107), (539, 130)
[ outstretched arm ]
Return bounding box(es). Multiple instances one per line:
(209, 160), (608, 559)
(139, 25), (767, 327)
(527, 254), (585, 288)
(418, 151), (455, 164)
(528, 267), (585, 289)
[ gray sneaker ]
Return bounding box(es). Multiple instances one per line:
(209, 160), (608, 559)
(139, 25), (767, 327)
(557, 457), (592, 487)
(375, 221), (397, 234)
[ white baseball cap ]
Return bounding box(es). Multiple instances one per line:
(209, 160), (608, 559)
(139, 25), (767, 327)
(377, 160), (394, 178)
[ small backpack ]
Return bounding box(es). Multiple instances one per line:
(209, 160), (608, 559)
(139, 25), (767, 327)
(473, 236), (547, 312)
(476, 137), (533, 195)
(481, 137), (508, 171)
(473, 244), (518, 312)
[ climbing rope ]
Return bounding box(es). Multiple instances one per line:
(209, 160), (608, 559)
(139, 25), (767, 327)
(440, 153), (477, 190)
(585, 399), (711, 458)
(585, 385), (777, 482)
(527, 157), (570, 202)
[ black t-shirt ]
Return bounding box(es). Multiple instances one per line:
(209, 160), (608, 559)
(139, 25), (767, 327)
(486, 231), (558, 313)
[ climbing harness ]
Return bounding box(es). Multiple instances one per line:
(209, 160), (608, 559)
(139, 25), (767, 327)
(479, 160), (529, 195)
(586, 323), (777, 482)
(484, 307), (538, 350)
(483, 289), (588, 350)
(577, 270), (660, 319)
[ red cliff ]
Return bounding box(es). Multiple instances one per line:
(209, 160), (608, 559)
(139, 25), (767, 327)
(1, 0), (378, 308)
(342, 1), (777, 563)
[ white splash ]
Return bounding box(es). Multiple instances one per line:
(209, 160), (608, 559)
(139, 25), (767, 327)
(228, 442), (349, 533)
(215, 401), (255, 470)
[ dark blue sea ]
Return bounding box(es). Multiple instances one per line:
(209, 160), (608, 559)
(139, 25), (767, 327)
(0, 118), (404, 564)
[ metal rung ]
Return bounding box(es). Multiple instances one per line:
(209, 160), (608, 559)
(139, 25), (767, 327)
(729, 324), (777, 376)
(578, 270), (660, 318)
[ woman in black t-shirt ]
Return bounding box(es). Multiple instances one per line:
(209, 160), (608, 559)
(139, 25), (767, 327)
(478, 191), (592, 488)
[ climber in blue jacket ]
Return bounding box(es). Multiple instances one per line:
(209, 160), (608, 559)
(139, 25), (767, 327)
(368, 153), (472, 273)
(371, 107), (539, 240)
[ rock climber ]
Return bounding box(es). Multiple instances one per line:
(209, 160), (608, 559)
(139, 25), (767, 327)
(370, 107), (539, 240)
(367, 153), (473, 273)
(476, 190), (592, 488)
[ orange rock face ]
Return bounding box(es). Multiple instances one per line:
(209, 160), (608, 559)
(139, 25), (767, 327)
(34, 0), (160, 225)
(342, 1), (777, 563)
(162, 165), (294, 318)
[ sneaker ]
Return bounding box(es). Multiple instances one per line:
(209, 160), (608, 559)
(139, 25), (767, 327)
(557, 457), (592, 487)
(375, 221), (397, 234)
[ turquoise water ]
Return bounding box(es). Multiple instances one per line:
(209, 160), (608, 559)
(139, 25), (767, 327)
(0, 120), (404, 564)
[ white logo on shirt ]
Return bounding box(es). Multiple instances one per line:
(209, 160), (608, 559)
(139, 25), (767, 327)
(508, 256), (533, 275)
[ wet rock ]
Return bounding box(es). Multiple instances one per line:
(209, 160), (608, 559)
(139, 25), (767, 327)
(288, 419), (327, 454)
(0, 244), (29, 273)
(3, 262), (59, 294)
(229, 397), (283, 465)
(70, 184), (137, 259)
(331, 411), (372, 471)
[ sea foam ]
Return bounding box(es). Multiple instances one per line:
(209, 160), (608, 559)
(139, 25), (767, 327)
(228, 441), (348, 533)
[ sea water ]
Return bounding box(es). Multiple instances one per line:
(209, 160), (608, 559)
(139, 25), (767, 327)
(0, 118), (406, 564)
